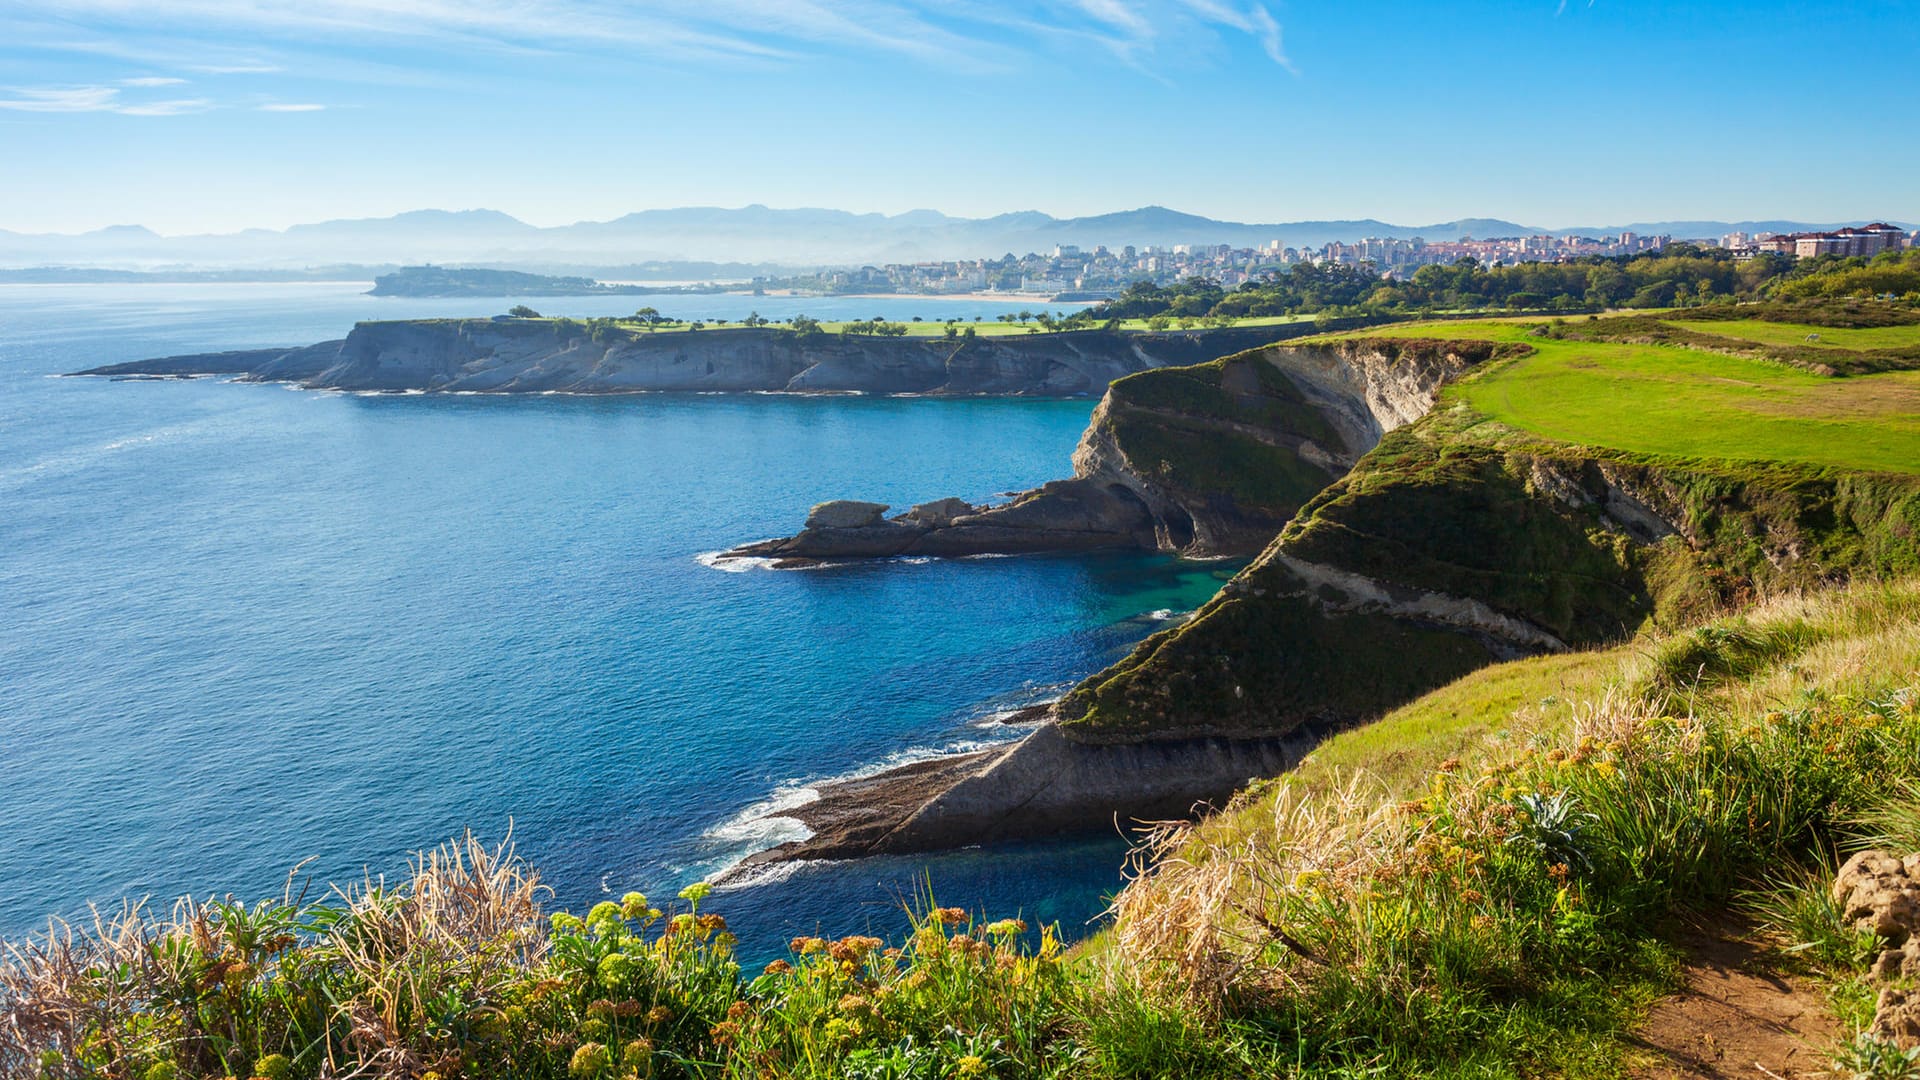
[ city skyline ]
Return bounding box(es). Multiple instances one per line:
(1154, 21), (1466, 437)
(3, 1), (1917, 235)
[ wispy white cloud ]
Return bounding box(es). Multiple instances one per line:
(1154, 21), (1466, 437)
(257, 102), (324, 111)
(1175, 0), (1295, 72)
(0, 84), (212, 115)
(4, 0), (1300, 76)
(0, 86), (123, 112)
(115, 97), (213, 115)
(121, 75), (188, 86)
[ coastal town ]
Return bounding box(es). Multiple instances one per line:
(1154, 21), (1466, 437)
(756, 221), (1917, 299)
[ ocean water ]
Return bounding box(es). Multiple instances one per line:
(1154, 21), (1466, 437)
(0, 284), (1237, 956)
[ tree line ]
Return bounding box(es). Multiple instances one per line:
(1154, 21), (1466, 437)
(1094, 245), (1920, 322)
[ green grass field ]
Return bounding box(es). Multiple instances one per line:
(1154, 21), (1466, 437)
(1668, 317), (1920, 351)
(1327, 317), (1920, 475)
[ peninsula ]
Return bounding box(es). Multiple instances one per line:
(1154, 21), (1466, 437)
(74, 316), (1383, 396)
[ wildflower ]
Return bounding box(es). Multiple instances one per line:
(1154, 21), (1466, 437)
(586, 999), (617, 1020)
(1438, 757), (1461, 773)
(1395, 800), (1426, 816)
(792, 936), (827, 955)
(620, 892), (650, 920)
(695, 913), (729, 934)
(1548, 863), (1570, 882)
(983, 919), (1027, 938)
(837, 993), (871, 1013)
(935, 906), (969, 926)
(570, 1042), (613, 1078)
(763, 959), (793, 976)
(1460, 889), (1486, 904)
(670, 914), (695, 935)
(829, 935), (883, 962)
(1593, 761), (1618, 778)
(957, 1055), (989, 1077)
(552, 912), (586, 934)
(1291, 869), (1325, 889)
(588, 900), (623, 929)
(727, 1000), (753, 1020)
(678, 881), (713, 907)
(622, 1039), (653, 1067)
(646, 1005), (673, 1025)
(581, 1017), (610, 1041)
(598, 954), (633, 985)
(709, 1020), (740, 1045)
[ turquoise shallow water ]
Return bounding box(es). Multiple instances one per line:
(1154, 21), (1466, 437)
(0, 284), (1237, 956)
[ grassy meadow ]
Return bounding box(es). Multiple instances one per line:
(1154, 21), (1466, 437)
(1335, 315), (1920, 475)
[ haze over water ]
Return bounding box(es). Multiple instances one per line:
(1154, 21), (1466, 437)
(0, 284), (1237, 955)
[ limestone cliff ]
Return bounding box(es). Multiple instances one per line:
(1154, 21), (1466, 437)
(728, 337), (1514, 563)
(77, 318), (1381, 396)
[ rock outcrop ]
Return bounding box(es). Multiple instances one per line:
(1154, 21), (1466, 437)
(727, 337), (1512, 563)
(1832, 851), (1920, 1047)
(75, 318), (1382, 396)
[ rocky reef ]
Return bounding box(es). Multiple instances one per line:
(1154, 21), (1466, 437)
(725, 337), (1514, 564)
(74, 318), (1378, 396)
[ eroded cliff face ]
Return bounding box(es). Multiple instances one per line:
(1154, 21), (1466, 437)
(728, 337), (1510, 563)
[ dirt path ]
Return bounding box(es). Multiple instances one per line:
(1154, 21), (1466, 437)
(1629, 930), (1839, 1079)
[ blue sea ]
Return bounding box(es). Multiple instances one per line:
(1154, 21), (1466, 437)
(0, 284), (1237, 957)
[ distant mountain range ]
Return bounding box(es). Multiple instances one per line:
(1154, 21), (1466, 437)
(1, 205), (1911, 272)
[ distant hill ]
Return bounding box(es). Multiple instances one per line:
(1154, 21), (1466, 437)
(1, 206), (1909, 271)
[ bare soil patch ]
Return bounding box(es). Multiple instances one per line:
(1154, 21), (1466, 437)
(1628, 929), (1838, 1080)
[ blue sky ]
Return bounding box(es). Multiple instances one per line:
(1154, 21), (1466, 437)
(1, 0), (1916, 234)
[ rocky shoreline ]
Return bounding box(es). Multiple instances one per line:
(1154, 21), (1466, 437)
(727, 716), (1327, 873)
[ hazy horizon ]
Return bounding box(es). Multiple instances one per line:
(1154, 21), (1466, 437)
(5, 202), (1916, 242)
(3, 1), (1916, 236)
